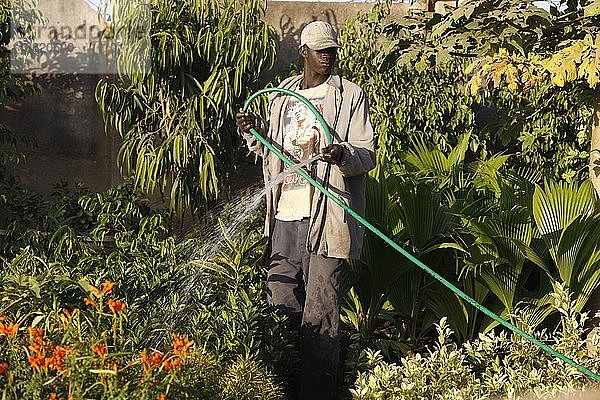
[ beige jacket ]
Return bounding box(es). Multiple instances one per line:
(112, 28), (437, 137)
(244, 74), (376, 259)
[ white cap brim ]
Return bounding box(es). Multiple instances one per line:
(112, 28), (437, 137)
(303, 40), (341, 51)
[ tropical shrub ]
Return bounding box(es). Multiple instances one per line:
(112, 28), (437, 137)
(351, 287), (600, 400)
(0, 183), (295, 398)
(95, 0), (278, 215)
(338, 6), (478, 165)
(359, 0), (600, 191)
(337, 2), (591, 181)
(341, 132), (600, 376)
(336, 3), (600, 374)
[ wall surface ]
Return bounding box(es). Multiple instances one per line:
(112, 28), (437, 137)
(2, 0), (120, 195)
(2, 1), (408, 197)
(2, 74), (119, 194)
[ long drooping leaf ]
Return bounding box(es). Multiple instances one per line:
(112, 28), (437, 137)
(479, 265), (521, 315)
(469, 153), (511, 195)
(402, 133), (470, 190)
(423, 288), (469, 340)
(96, 0), (277, 215)
(403, 140), (450, 177)
(552, 216), (600, 310)
(395, 182), (454, 251)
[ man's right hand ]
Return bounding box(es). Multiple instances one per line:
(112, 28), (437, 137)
(236, 108), (256, 133)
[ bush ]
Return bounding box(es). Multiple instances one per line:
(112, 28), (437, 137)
(351, 287), (600, 400)
(338, 2), (590, 182)
(0, 183), (294, 399)
(0, 281), (284, 400)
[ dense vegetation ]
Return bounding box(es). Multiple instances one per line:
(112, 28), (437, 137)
(335, 1), (600, 397)
(0, 183), (295, 399)
(2, 0), (600, 398)
(337, 0), (598, 336)
(96, 0), (277, 215)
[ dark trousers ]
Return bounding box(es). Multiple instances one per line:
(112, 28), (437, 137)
(267, 218), (344, 400)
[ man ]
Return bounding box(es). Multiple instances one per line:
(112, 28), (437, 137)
(236, 20), (375, 400)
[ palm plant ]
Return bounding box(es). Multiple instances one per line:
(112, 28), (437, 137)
(342, 171), (401, 347)
(465, 205), (537, 328)
(390, 134), (487, 341)
(386, 177), (469, 341)
(342, 138), (471, 347)
(464, 175), (600, 331)
(530, 180), (600, 313)
(344, 123), (600, 353)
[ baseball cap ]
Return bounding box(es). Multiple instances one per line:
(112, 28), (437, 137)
(299, 21), (341, 51)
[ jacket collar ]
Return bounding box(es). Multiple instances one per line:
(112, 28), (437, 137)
(290, 74), (342, 92)
(327, 74), (343, 92)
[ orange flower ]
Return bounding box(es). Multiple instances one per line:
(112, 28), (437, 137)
(100, 280), (114, 296)
(162, 356), (181, 371)
(158, 394), (166, 400)
(61, 308), (78, 320)
(27, 327), (52, 372)
(0, 362), (8, 375)
(28, 327), (47, 355)
(51, 346), (67, 371)
(49, 393), (64, 400)
(93, 343), (108, 358)
(84, 297), (97, 308)
(141, 349), (163, 372)
(172, 333), (194, 360)
(28, 327), (44, 343)
(107, 299), (126, 314)
(28, 353), (51, 372)
(0, 321), (19, 338)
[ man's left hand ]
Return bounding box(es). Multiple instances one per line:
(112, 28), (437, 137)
(321, 144), (344, 164)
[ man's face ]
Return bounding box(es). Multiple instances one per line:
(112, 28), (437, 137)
(303, 46), (337, 76)
(294, 104), (307, 123)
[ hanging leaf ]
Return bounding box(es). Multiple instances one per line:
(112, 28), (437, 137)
(96, 0), (277, 216)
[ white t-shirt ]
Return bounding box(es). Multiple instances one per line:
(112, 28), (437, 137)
(275, 81), (328, 221)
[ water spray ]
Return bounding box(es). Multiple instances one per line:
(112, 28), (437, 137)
(243, 87), (600, 382)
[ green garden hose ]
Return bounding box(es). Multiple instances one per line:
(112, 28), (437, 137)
(243, 87), (600, 382)
(244, 88), (333, 145)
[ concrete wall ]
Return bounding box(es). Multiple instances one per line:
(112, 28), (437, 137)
(1, 1), (409, 196)
(2, 74), (120, 194)
(3, 0), (120, 195)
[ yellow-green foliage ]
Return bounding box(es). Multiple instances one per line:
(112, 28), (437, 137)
(542, 34), (600, 88)
(351, 288), (600, 400)
(221, 356), (285, 400)
(465, 35), (600, 95)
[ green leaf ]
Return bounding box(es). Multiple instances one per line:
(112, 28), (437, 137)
(532, 180), (595, 237)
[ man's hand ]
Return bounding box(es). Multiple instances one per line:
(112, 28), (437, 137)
(236, 108), (256, 133)
(321, 144), (344, 164)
